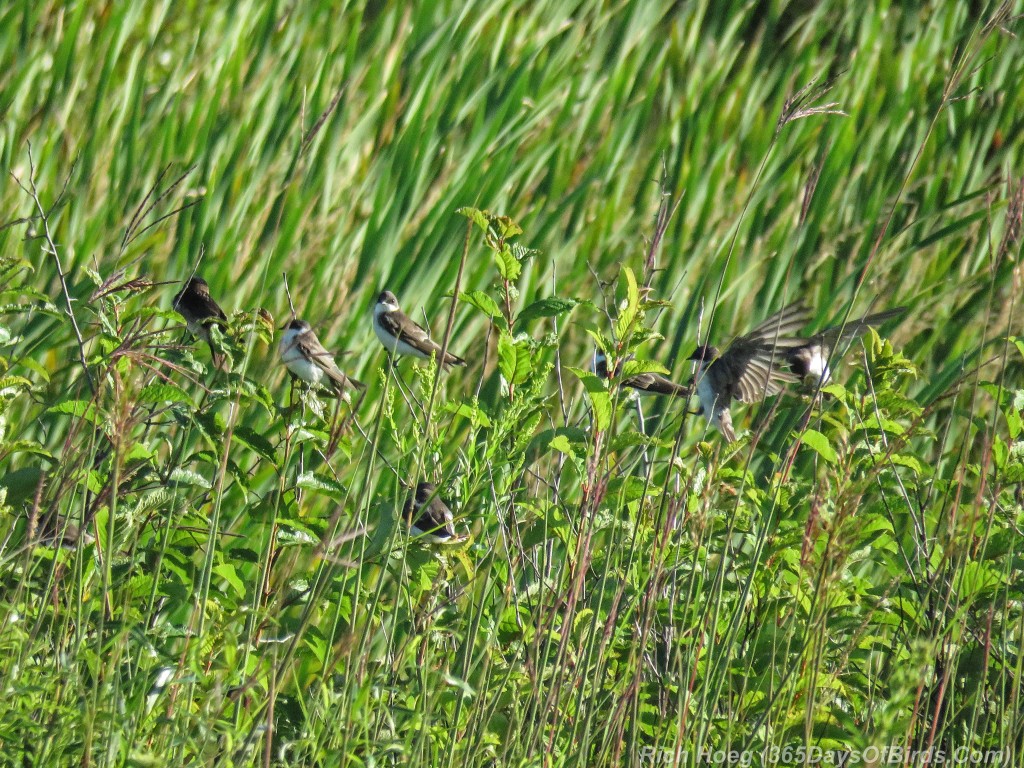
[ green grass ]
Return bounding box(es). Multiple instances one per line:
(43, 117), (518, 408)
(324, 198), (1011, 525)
(2, 0), (1024, 765)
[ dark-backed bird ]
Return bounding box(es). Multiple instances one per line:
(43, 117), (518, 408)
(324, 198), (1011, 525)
(173, 276), (228, 366)
(279, 318), (365, 396)
(373, 290), (466, 368)
(403, 482), (456, 543)
(593, 349), (690, 398)
(787, 307), (906, 385)
(688, 303), (811, 442)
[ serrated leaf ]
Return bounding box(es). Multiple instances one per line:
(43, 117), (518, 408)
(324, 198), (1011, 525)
(168, 468), (212, 490)
(497, 334), (531, 386)
(456, 206), (489, 232)
(138, 383), (193, 406)
(460, 290), (506, 328)
(621, 359), (671, 377)
(800, 429), (838, 465)
(0, 375), (34, 397)
(494, 247), (522, 281)
(233, 426), (277, 464)
(548, 434), (576, 456)
(48, 399), (105, 429)
(494, 215), (523, 239)
(583, 327), (615, 356)
(516, 297), (578, 327)
(296, 472), (348, 500)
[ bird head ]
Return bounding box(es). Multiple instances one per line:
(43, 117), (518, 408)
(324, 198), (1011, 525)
(687, 345), (719, 365)
(376, 290), (400, 313)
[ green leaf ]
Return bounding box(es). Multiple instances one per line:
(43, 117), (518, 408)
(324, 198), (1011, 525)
(48, 399), (105, 430)
(515, 297), (578, 327)
(456, 206), (489, 232)
(233, 426), (277, 464)
(497, 334), (531, 386)
(445, 401), (492, 428)
(525, 426), (588, 465)
(568, 366), (611, 431)
(296, 472), (348, 500)
(582, 326), (615, 356)
(620, 359), (671, 377)
(212, 563), (246, 598)
(800, 429), (838, 465)
(494, 246), (522, 281)
(138, 383), (193, 406)
(494, 215), (523, 239)
(168, 468), (212, 490)
(459, 290), (506, 328)
(614, 266), (640, 341)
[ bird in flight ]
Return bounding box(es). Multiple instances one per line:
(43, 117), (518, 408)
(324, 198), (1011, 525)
(787, 307), (906, 385)
(688, 303), (811, 442)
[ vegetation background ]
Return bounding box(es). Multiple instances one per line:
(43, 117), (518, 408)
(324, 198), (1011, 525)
(1, 1), (1023, 765)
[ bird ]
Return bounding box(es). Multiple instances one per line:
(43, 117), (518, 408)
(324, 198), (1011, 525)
(278, 318), (365, 396)
(787, 307), (906, 385)
(688, 303), (811, 442)
(373, 290), (466, 368)
(593, 349), (690, 398)
(402, 482), (456, 543)
(172, 276), (228, 367)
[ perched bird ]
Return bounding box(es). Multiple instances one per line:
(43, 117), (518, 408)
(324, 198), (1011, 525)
(787, 307), (906, 385)
(403, 482), (456, 543)
(688, 303), (811, 442)
(593, 349), (690, 398)
(36, 514), (95, 548)
(278, 318), (365, 395)
(373, 290), (466, 368)
(173, 276), (228, 366)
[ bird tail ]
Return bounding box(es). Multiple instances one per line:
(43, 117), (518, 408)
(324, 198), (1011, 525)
(442, 352), (467, 369)
(717, 409), (737, 443)
(208, 340), (226, 370)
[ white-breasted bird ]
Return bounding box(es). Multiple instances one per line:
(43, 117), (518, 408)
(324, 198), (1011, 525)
(688, 303), (811, 442)
(786, 307), (906, 385)
(278, 318), (364, 395)
(403, 482), (456, 542)
(372, 290), (466, 368)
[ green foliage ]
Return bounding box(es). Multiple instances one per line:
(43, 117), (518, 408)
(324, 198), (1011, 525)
(1, 2), (1024, 766)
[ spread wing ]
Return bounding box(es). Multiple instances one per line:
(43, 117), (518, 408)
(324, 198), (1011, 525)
(739, 302), (811, 346)
(812, 307), (906, 348)
(715, 303), (810, 404)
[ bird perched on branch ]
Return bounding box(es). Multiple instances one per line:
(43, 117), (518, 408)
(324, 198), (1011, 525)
(403, 482), (456, 543)
(278, 318), (365, 396)
(173, 276), (228, 367)
(373, 290), (466, 369)
(593, 349), (690, 399)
